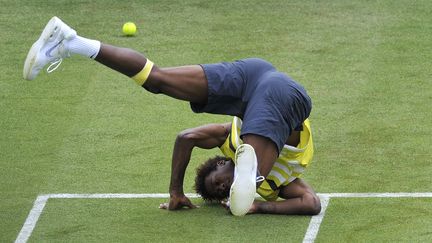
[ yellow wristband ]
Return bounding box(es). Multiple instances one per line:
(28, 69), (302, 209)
(131, 60), (154, 86)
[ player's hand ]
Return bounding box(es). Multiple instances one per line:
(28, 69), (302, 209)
(159, 194), (198, 210)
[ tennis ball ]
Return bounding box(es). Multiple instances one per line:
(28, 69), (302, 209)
(122, 22), (137, 36)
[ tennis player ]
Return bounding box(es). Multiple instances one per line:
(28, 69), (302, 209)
(24, 17), (314, 215)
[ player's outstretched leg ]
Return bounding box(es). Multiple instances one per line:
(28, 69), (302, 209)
(23, 17), (84, 80)
(95, 44), (208, 103)
(23, 16), (208, 104)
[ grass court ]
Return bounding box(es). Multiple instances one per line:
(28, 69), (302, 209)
(1, 0), (431, 242)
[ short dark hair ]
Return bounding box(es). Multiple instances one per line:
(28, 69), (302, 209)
(194, 156), (231, 201)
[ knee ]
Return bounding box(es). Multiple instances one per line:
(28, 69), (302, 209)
(302, 193), (321, 215)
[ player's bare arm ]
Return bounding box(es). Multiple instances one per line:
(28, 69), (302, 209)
(162, 123), (231, 210)
(249, 178), (321, 215)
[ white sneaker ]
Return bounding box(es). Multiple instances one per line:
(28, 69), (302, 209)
(229, 144), (259, 216)
(23, 16), (76, 80)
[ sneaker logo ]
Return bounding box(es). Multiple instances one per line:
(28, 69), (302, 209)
(45, 41), (62, 57)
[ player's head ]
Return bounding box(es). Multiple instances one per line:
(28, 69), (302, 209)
(194, 156), (235, 201)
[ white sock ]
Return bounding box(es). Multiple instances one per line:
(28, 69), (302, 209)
(65, 35), (101, 59)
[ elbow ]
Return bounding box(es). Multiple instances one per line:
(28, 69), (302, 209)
(176, 130), (195, 145)
(175, 129), (202, 150)
(302, 193), (321, 215)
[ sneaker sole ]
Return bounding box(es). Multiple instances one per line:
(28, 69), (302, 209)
(23, 16), (62, 80)
(229, 144), (257, 216)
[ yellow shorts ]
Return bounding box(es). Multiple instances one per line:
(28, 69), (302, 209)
(257, 162), (307, 201)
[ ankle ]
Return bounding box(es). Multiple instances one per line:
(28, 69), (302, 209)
(65, 35), (101, 59)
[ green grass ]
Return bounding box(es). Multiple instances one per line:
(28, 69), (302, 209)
(318, 198), (432, 242)
(31, 198), (310, 242)
(1, 0), (431, 242)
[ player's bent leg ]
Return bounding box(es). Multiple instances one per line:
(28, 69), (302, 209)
(229, 144), (259, 216)
(229, 134), (277, 216)
(242, 134), (279, 178)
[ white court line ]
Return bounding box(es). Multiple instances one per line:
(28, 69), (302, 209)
(302, 192), (432, 243)
(323, 192), (432, 198)
(15, 192), (432, 243)
(302, 195), (330, 243)
(15, 195), (49, 243)
(47, 193), (201, 199)
(14, 193), (201, 243)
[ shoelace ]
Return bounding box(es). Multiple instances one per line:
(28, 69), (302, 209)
(46, 39), (71, 74)
(256, 176), (265, 183)
(46, 58), (63, 73)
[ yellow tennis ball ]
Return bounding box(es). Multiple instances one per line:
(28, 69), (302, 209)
(122, 22), (137, 36)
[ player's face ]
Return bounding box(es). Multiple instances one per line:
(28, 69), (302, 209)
(204, 159), (234, 199)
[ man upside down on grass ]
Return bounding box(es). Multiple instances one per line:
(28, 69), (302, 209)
(158, 116), (321, 215)
(24, 16), (320, 216)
